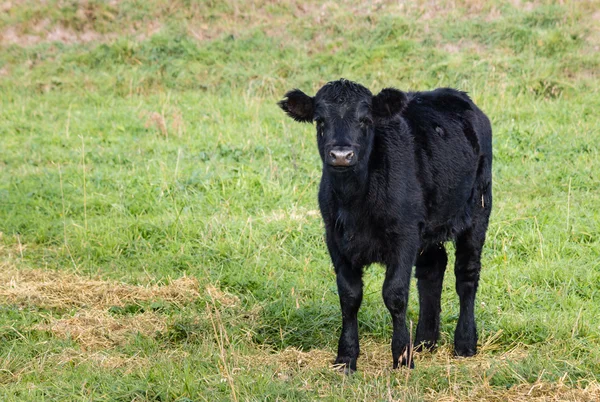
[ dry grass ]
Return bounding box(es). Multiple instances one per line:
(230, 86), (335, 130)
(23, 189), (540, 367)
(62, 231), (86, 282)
(50, 347), (188, 372)
(431, 381), (600, 402)
(35, 310), (167, 350)
(50, 348), (150, 372)
(9, 348), (189, 384)
(206, 284), (240, 308)
(0, 24), (112, 46)
(0, 248), (202, 350)
(246, 338), (528, 375)
(262, 208), (320, 223)
(2, 0), (589, 47)
(0, 262), (200, 310)
(441, 40), (487, 54)
(242, 342), (600, 401)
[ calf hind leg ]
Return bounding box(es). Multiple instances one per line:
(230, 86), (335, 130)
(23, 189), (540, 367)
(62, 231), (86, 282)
(414, 244), (447, 351)
(383, 261), (414, 368)
(454, 222), (487, 357)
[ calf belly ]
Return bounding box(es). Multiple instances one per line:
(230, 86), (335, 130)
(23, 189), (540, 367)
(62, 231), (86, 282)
(420, 193), (475, 247)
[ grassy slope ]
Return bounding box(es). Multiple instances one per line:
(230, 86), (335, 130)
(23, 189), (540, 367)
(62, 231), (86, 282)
(1, 0), (599, 400)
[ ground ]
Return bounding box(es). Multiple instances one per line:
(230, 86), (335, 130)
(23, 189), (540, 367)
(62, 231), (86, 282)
(1, 0), (599, 400)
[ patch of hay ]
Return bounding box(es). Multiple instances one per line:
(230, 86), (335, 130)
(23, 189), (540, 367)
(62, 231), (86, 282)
(206, 284), (240, 308)
(36, 310), (166, 350)
(52, 348), (148, 372)
(50, 348), (188, 374)
(0, 256), (202, 350)
(0, 264), (200, 310)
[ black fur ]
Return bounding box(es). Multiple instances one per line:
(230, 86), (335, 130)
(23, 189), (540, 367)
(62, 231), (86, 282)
(278, 79), (492, 371)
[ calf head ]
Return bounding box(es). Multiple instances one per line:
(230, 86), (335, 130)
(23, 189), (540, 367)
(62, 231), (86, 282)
(279, 79), (407, 172)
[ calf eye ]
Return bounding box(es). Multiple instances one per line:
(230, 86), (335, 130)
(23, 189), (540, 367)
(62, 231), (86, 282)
(314, 118), (324, 136)
(360, 117), (372, 129)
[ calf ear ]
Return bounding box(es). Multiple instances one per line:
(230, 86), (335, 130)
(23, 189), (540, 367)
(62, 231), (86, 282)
(372, 88), (408, 119)
(278, 89), (314, 123)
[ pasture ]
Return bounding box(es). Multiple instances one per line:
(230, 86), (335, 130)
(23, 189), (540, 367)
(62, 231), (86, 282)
(1, 1), (599, 400)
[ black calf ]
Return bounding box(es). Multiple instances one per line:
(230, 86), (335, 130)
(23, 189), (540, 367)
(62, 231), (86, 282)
(278, 79), (492, 371)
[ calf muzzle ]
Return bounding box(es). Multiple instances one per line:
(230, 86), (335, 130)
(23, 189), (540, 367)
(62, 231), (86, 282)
(327, 147), (356, 167)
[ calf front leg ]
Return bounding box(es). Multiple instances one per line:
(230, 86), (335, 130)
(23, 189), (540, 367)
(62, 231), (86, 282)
(383, 251), (416, 368)
(334, 264), (363, 373)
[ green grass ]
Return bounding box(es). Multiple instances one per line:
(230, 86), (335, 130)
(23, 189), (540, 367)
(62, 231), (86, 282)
(1, 0), (599, 400)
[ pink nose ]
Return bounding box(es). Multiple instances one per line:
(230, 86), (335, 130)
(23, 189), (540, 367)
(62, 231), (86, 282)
(328, 149), (355, 167)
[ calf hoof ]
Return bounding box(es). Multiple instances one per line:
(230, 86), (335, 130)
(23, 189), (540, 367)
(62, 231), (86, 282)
(393, 347), (415, 369)
(333, 356), (357, 374)
(454, 342), (477, 357)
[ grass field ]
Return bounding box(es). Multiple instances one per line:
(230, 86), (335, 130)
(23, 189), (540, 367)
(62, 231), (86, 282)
(1, 0), (599, 400)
